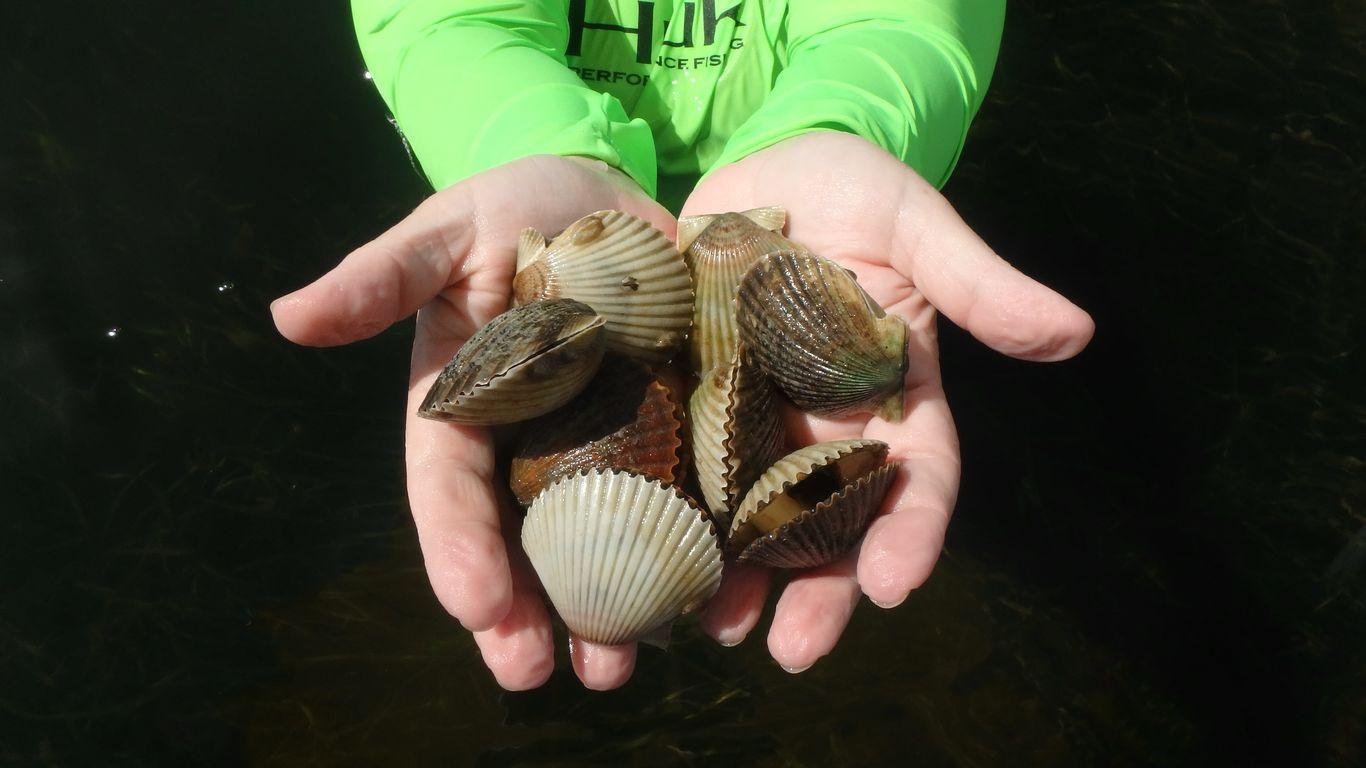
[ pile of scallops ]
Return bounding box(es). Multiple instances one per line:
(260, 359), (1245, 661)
(418, 207), (907, 646)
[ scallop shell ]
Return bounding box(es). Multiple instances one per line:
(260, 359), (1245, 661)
(737, 464), (899, 569)
(417, 298), (605, 424)
(521, 469), (724, 645)
(677, 205), (787, 252)
(681, 209), (803, 374)
(508, 356), (684, 506)
(727, 440), (896, 568)
(736, 250), (908, 421)
(688, 349), (786, 532)
(512, 210), (693, 364)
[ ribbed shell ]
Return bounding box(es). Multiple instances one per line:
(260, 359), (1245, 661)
(677, 205), (786, 252)
(728, 439), (890, 559)
(417, 299), (604, 425)
(512, 210), (693, 363)
(508, 357), (684, 506)
(521, 470), (724, 645)
(684, 213), (802, 374)
(736, 463), (899, 569)
(516, 227), (547, 272)
(688, 351), (785, 531)
(736, 250), (909, 421)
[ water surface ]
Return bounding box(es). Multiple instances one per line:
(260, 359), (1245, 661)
(2, 1), (1363, 764)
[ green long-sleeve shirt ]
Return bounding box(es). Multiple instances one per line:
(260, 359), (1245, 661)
(353, 0), (1003, 198)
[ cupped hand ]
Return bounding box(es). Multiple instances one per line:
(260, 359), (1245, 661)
(271, 155), (672, 691)
(685, 132), (1095, 672)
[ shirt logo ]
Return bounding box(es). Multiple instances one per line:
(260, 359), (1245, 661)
(566, 0), (744, 64)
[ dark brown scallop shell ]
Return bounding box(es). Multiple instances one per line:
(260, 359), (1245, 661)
(508, 356), (684, 505)
(417, 298), (605, 425)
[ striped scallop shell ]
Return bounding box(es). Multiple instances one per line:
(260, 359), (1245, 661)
(417, 298), (604, 425)
(513, 210), (693, 364)
(727, 439), (893, 567)
(687, 350), (786, 532)
(521, 469), (724, 645)
(681, 209), (802, 374)
(736, 250), (909, 422)
(508, 356), (684, 506)
(737, 464), (899, 569)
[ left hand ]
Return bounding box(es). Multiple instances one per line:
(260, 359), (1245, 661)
(684, 131), (1095, 672)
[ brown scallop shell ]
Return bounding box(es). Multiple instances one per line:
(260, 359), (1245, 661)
(736, 250), (908, 421)
(680, 208), (803, 374)
(727, 440), (897, 568)
(417, 298), (605, 425)
(512, 210), (693, 363)
(508, 356), (685, 506)
(736, 464), (899, 569)
(687, 349), (786, 532)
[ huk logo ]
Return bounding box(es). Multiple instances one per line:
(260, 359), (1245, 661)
(566, 0), (745, 64)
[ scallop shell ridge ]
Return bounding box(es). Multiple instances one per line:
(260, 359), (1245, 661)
(689, 352), (785, 529)
(731, 439), (886, 533)
(736, 462), (899, 569)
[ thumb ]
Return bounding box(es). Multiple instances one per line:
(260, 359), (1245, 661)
(892, 175), (1094, 362)
(271, 189), (474, 347)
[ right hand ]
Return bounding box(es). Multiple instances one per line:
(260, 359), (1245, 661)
(271, 155), (675, 690)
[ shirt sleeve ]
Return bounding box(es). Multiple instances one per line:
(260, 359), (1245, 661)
(709, 0), (1005, 188)
(352, 0), (659, 196)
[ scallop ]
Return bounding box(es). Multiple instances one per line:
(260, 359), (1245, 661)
(688, 349), (786, 532)
(417, 298), (604, 425)
(508, 356), (684, 506)
(521, 469), (724, 645)
(679, 207), (803, 373)
(736, 250), (908, 421)
(727, 439), (898, 569)
(513, 210), (693, 363)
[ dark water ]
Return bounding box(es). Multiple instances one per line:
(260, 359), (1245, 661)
(3, 1), (1363, 765)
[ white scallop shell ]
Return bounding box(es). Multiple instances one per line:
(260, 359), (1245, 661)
(521, 469), (723, 645)
(513, 210), (693, 363)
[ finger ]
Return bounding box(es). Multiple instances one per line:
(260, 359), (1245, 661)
(891, 174), (1095, 362)
(767, 554), (861, 673)
(472, 548), (555, 691)
(698, 563), (772, 646)
(859, 379), (960, 608)
(404, 321), (514, 632)
(271, 187), (475, 347)
(569, 638), (638, 690)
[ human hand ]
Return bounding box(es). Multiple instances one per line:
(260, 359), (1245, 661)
(684, 131), (1095, 671)
(271, 155), (675, 690)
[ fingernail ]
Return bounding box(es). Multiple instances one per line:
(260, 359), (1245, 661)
(781, 663), (812, 674)
(714, 627), (747, 647)
(871, 594), (907, 609)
